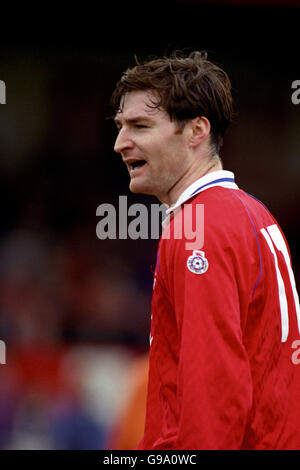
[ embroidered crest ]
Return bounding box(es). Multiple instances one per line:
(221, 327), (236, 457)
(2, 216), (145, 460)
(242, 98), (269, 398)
(187, 250), (208, 275)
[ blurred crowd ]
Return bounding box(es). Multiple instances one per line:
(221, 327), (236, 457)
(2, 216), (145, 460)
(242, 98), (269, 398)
(0, 50), (157, 449)
(0, 225), (153, 449)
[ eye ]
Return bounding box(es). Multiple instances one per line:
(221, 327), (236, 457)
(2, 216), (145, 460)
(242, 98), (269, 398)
(135, 124), (148, 129)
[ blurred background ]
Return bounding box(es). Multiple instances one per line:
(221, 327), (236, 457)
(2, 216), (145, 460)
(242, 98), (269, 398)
(0, 0), (299, 449)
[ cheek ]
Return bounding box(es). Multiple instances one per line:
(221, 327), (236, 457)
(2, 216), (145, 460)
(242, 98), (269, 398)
(146, 133), (186, 177)
(155, 155), (182, 187)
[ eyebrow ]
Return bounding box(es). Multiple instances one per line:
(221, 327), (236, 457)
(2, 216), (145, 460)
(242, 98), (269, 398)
(114, 115), (154, 127)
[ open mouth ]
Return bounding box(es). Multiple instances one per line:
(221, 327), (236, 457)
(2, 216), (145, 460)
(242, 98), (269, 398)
(130, 160), (146, 171)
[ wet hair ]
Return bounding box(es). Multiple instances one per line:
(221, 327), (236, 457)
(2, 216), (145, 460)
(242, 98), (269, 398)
(110, 50), (234, 153)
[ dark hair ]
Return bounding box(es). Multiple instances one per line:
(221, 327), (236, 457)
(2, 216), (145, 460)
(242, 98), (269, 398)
(110, 51), (234, 153)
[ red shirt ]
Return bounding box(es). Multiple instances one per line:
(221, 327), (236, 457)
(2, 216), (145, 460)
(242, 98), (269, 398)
(137, 171), (300, 450)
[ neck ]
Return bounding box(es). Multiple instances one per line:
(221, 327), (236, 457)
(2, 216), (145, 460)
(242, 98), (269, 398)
(161, 155), (223, 206)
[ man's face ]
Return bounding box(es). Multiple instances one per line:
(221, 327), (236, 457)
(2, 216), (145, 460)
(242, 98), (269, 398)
(114, 90), (191, 205)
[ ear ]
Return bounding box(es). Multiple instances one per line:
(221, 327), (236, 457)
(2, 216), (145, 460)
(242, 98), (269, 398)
(189, 116), (211, 148)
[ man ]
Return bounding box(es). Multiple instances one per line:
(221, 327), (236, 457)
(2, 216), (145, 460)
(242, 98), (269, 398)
(111, 51), (300, 449)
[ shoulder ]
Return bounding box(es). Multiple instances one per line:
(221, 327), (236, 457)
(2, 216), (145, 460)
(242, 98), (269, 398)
(190, 186), (277, 236)
(192, 186), (269, 219)
(159, 186), (275, 263)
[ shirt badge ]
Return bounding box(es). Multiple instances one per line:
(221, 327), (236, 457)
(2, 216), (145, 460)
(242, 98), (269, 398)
(187, 250), (208, 275)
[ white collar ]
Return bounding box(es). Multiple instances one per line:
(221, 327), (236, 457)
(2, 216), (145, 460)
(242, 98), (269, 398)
(162, 170), (238, 229)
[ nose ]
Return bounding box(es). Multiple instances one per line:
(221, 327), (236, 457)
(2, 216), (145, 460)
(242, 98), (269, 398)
(114, 127), (134, 154)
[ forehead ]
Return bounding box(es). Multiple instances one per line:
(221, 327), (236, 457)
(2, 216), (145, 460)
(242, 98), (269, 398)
(116, 90), (166, 121)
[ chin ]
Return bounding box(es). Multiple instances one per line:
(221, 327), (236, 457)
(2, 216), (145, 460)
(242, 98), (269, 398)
(129, 179), (154, 196)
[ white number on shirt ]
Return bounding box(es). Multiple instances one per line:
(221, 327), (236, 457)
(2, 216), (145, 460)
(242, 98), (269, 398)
(261, 224), (300, 342)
